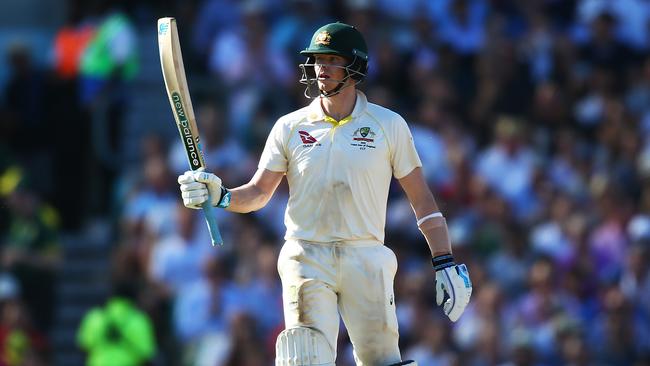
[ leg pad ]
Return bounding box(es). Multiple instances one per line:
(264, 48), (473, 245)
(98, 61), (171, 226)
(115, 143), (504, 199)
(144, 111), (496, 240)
(275, 327), (335, 366)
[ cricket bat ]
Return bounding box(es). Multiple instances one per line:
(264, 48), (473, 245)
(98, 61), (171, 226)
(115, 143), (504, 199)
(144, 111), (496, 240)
(157, 17), (223, 246)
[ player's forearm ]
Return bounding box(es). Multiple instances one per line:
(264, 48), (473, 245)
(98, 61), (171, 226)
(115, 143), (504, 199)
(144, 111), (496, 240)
(418, 216), (453, 256)
(412, 201), (452, 256)
(224, 168), (283, 213)
(398, 168), (452, 256)
(226, 183), (273, 213)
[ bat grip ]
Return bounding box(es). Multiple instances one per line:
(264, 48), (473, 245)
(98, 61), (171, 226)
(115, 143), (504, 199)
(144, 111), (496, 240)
(201, 199), (223, 246)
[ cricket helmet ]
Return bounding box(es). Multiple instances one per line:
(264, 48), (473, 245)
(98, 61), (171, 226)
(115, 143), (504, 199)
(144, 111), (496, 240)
(299, 22), (369, 97)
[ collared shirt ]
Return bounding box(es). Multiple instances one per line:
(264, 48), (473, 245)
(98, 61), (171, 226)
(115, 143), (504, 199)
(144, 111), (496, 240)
(259, 91), (422, 243)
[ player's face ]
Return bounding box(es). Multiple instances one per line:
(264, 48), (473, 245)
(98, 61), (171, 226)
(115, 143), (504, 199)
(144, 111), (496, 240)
(314, 54), (349, 89)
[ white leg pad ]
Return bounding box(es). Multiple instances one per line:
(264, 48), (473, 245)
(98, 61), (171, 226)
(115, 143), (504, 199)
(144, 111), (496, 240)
(275, 327), (335, 366)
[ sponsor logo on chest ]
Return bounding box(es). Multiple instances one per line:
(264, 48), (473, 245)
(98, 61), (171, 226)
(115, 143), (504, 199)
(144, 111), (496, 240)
(298, 130), (321, 147)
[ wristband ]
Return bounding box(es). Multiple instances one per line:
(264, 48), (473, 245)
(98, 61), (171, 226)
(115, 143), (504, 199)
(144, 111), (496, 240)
(432, 254), (455, 271)
(417, 212), (443, 227)
(216, 187), (231, 208)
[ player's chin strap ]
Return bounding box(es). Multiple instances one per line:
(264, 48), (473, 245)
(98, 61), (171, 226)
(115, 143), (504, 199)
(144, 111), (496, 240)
(316, 68), (362, 98)
(302, 73), (358, 99)
(319, 78), (348, 97)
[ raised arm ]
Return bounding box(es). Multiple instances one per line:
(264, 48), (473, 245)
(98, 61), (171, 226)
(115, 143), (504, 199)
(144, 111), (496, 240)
(227, 168), (284, 213)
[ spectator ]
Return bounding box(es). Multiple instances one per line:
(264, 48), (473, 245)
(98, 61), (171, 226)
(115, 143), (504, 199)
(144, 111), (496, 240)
(487, 223), (529, 297)
(0, 273), (49, 365)
(269, 0), (331, 65)
(122, 154), (177, 240)
(191, 0), (241, 67)
(78, 1), (138, 216)
(77, 282), (156, 366)
(588, 286), (640, 364)
(208, 1), (292, 140)
(173, 256), (242, 360)
(436, 0), (488, 56)
(1, 173), (60, 332)
(1, 43), (52, 197)
(475, 116), (540, 221)
(404, 314), (457, 366)
(238, 243), (283, 336)
(223, 312), (269, 365)
(148, 203), (216, 296)
(49, 14), (94, 230)
(51, 4), (95, 81)
(529, 192), (575, 264)
(0, 297), (49, 366)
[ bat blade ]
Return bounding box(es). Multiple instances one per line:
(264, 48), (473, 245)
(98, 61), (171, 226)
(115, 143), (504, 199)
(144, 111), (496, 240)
(158, 17), (223, 246)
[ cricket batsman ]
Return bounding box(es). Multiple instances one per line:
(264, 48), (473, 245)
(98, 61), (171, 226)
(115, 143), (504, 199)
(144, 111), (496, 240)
(177, 22), (472, 365)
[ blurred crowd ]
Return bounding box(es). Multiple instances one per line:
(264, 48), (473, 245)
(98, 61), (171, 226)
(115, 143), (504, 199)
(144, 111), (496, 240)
(2, 0), (650, 365)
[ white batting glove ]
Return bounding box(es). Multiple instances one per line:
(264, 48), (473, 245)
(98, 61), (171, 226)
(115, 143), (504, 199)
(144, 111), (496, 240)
(177, 170), (230, 209)
(432, 254), (472, 322)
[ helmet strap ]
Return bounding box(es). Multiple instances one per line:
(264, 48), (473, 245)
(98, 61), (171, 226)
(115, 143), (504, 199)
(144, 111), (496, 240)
(302, 76), (360, 99)
(320, 67), (350, 97)
(320, 80), (346, 97)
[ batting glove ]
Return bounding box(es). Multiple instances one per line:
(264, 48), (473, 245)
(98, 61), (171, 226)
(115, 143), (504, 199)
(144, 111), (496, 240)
(177, 170), (231, 209)
(432, 254), (472, 322)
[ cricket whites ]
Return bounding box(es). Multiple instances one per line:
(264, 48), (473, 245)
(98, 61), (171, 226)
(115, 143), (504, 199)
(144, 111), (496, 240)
(157, 17), (223, 245)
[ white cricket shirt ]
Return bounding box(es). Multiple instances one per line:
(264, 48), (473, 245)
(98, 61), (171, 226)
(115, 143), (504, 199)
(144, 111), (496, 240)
(259, 91), (422, 243)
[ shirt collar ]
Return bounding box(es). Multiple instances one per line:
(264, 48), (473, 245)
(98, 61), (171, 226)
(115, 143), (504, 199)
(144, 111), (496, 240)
(306, 90), (368, 126)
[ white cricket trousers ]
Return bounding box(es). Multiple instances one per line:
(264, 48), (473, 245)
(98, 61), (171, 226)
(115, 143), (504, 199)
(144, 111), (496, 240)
(277, 239), (402, 365)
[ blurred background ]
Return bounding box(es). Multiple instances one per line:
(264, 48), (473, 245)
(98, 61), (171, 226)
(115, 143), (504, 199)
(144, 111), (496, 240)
(0, 0), (649, 365)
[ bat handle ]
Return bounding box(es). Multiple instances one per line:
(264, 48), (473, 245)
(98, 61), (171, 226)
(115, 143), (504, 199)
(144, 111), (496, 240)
(201, 199), (223, 246)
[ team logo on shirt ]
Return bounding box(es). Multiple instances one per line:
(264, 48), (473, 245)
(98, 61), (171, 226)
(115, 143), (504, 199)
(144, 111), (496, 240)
(354, 127), (375, 141)
(351, 127), (376, 150)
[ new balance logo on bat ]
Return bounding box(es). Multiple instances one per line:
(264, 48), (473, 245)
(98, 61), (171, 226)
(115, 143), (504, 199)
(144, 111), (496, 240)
(299, 130), (317, 144)
(172, 92), (201, 169)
